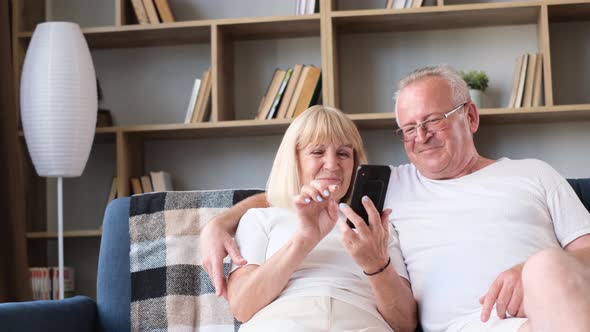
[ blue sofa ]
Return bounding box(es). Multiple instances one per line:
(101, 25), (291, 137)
(1, 179), (589, 332)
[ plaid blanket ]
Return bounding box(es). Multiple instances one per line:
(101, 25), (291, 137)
(129, 189), (264, 332)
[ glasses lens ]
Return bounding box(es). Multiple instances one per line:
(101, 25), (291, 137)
(394, 129), (405, 141)
(423, 117), (445, 131)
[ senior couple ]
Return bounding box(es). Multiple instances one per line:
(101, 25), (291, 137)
(200, 65), (590, 332)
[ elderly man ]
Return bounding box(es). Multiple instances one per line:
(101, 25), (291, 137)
(200, 65), (590, 332)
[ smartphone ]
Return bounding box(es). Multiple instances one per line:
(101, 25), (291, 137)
(346, 165), (391, 229)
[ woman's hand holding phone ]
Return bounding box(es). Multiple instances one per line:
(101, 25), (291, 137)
(339, 196), (392, 274)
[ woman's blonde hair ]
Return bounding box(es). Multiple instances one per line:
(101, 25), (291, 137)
(266, 105), (367, 209)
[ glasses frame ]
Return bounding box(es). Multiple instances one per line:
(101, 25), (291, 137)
(394, 102), (467, 142)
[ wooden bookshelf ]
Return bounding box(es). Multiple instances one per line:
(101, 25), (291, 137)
(14, 1), (590, 126)
(330, 2), (540, 33)
(12, 0), (590, 300)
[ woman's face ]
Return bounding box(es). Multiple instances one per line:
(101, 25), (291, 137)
(297, 141), (355, 201)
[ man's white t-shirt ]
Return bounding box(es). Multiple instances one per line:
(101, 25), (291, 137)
(385, 158), (590, 332)
(231, 207), (409, 325)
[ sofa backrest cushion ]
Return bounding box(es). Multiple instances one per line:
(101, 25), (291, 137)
(128, 189), (263, 332)
(98, 196), (132, 332)
(567, 178), (590, 213)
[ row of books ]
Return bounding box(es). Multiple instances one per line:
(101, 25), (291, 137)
(255, 65), (322, 120)
(184, 68), (213, 124)
(386, 0), (436, 9)
(296, 0), (319, 15)
(106, 171), (174, 204)
(508, 53), (544, 108)
(131, 0), (175, 24)
(30, 267), (75, 300)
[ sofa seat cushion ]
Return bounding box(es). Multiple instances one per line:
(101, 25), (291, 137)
(129, 189), (263, 332)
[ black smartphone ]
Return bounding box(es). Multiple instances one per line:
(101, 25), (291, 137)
(346, 165), (391, 229)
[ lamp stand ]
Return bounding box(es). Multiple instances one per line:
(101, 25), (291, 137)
(57, 177), (64, 300)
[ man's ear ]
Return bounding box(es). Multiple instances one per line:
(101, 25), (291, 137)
(464, 102), (480, 134)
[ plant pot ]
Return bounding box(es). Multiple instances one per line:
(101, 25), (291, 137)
(469, 89), (484, 108)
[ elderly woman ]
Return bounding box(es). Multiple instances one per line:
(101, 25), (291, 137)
(227, 106), (417, 332)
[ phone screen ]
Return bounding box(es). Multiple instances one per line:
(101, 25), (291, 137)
(346, 165), (391, 229)
(355, 180), (385, 223)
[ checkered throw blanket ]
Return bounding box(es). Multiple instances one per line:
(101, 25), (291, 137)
(129, 189), (264, 332)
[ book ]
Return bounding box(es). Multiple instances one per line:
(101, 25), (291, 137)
(154, 0), (175, 23)
(514, 53), (529, 108)
(507, 54), (524, 108)
(266, 68), (293, 119)
(305, 0), (317, 14)
(142, 0), (160, 24)
(107, 177), (117, 203)
(191, 69), (211, 123)
(256, 95), (266, 119)
(51, 267), (75, 300)
(130, 177), (143, 194)
(296, 0), (304, 15)
(30, 267), (75, 300)
(532, 53), (544, 107)
(130, 0), (149, 24)
(256, 69), (286, 120)
(292, 66), (322, 118)
(393, 0), (406, 9)
(412, 0), (425, 8)
(96, 109), (113, 127)
(150, 171), (173, 192)
(522, 53), (537, 108)
(286, 66), (311, 118)
(276, 64), (304, 119)
(386, 0), (394, 8)
(196, 69), (213, 122)
(141, 175), (153, 192)
(184, 79), (201, 123)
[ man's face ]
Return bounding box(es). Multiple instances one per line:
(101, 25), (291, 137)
(396, 77), (478, 180)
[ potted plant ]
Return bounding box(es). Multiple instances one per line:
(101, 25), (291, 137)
(460, 70), (489, 108)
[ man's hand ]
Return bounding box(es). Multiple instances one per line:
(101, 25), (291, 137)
(480, 263), (526, 322)
(200, 220), (247, 299)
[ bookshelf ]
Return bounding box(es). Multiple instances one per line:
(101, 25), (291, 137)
(12, 0), (590, 299)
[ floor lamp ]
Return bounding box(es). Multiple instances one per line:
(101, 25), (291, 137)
(20, 22), (97, 300)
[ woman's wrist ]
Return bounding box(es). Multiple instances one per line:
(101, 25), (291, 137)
(363, 257), (392, 276)
(292, 232), (321, 252)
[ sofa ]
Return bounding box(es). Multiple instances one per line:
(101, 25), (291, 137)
(0, 179), (589, 332)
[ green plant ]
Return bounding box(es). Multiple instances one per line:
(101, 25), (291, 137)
(460, 70), (489, 91)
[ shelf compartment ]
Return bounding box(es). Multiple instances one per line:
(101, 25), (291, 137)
(119, 119), (293, 140)
(548, 2), (590, 105)
(17, 14), (321, 48)
(18, 21), (213, 49)
(548, 0), (590, 22)
(350, 105), (590, 127)
(331, 2), (541, 33)
(111, 104), (590, 139)
(26, 230), (103, 239)
(215, 15), (321, 40)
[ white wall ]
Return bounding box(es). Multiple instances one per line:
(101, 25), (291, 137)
(339, 25), (539, 112)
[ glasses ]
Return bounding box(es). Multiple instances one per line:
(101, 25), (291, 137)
(394, 103), (467, 142)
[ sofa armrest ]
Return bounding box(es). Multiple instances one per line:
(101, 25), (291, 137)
(0, 295), (97, 332)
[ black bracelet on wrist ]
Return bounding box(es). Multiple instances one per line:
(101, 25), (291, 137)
(363, 257), (391, 276)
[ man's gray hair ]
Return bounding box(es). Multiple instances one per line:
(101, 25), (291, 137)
(394, 65), (470, 125)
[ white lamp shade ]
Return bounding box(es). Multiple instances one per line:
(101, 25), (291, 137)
(20, 22), (97, 177)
